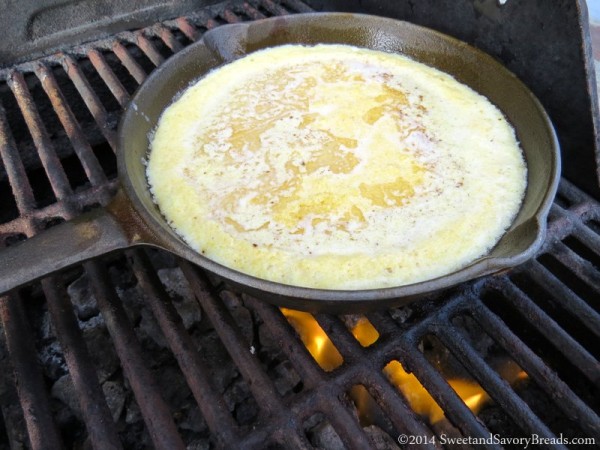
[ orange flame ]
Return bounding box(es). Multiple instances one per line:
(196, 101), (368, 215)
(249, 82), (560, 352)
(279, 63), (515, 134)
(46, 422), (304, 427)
(280, 308), (343, 371)
(281, 309), (527, 424)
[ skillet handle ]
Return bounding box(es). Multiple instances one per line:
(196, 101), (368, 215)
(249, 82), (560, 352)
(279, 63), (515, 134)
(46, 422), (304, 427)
(0, 206), (130, 296)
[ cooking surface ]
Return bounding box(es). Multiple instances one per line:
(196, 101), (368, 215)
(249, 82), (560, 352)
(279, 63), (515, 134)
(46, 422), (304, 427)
(0, 1), (599, 449)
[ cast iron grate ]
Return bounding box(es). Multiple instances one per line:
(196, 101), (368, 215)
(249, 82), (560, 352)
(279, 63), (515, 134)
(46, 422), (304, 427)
(0, 0), (599, 449)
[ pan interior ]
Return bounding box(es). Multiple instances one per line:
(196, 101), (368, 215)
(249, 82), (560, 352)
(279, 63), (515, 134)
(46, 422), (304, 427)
(118, 13), (558, 302)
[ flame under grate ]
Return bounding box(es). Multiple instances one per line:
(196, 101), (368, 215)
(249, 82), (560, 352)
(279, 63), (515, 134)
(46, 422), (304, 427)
(0, 1), (599, 449)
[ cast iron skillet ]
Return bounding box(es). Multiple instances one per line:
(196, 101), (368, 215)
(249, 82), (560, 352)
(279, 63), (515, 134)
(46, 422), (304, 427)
(0, 13), (560, 312)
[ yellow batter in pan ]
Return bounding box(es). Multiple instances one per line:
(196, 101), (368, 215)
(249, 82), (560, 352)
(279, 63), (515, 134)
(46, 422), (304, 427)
(147, 44), (526, 289)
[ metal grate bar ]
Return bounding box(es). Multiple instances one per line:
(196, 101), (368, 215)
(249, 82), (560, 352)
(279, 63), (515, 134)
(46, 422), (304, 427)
(84, 261), (186, 450)
(572, 214), (600, 256)
(244, 296), (324, 386)
(179, 262), (284, 416)
(571, 221), (600, 257)
(526, 261), (600, 338)
(550, 241), (600, 290)
(255, 0), (290, 16)
(205, 17), (220, 30)
(61, 54), (118, 150)
(363, 372), (439, 449)
(498, 278), (600, 384)
(364, 310), (403, 337)
(282, 0), (314, 13)
(397, 344), (500, 449)
(34, 63), (107, 186)
(434, 324), (566, 450)
(86, 49), (131, 109)
(314, 314), (367, 365)
(112, 41), (147, 85)
(241, 2), (268, 19)
(128, 249), (240, 448)
(43, 278), (123, 450)
(221, 9), (243, 23)
(175, 17), (201, 41)
(0, 293), (63, 450)
(0, 102), (36, 213)
(136, 33), (166, 67)
(157, 25), (184, 53)
(7, 71), (73, 200)
(318, 395), (375, 450)
(277, 431), (313, 450)
(557, 178), (599, 211)
(470, 298), (600, 439)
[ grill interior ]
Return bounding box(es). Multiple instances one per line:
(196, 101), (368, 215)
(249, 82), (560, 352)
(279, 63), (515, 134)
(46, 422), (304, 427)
(0, 1), (599, 449)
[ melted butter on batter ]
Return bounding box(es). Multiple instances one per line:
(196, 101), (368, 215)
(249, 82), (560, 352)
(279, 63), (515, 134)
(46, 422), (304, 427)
(147, 44), (526, 289)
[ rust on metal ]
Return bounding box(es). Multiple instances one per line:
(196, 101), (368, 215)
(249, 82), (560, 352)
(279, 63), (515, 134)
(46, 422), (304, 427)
(221, 9), (242, 23)
(157, 25), (184, 53)
(61, 54), (119, 150)
(35, 63), (107, 186)
(179, 262), (284, 415)
(43, 278), (123, 450)
(433, 323), (566, 446)
(84, 260), (186, 450)
(135, 33), (165, 67)
(241, 2), (267, 20)
(470, 298), (600, 439)
(494, 278), (600, 384)
(0, 103), (36, 213)
(259, 0), (290, 16)
(175, 17), (200, 41)
(128, 248), (239, 448)
(7, 70), (72, 199)
(112, 41), (147, 84)
(0, 292), (63, 450)
(86, 49), (131, 109)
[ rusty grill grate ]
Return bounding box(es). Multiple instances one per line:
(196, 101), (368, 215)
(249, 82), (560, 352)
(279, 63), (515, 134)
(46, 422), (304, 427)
(0, 0), (599, 449)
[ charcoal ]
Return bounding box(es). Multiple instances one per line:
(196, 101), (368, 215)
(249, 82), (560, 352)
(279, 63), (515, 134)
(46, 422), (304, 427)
(272, 359), (301, 396)
(179, 405), (208, 434)
(155, 365), (191, 408)
(38, 340), (68, 380)
(221, 291), (253, 344)
(157, 268), (201, 329)
(138, 308), (168, 349)
(258, 322), (280, 354)
(389, 306), (413, 324)
(102, 381), (125, 422)
(339, 314), (363, 330)
(308, 421), (345, 450)
(125, 399), (142, 425)
(51, 375), (81, 418)
(40, 310), (54, 341)
(81, 320), (120, 383)
(186, 439), (211, 450)
(234, 397), (259, 425)
(364, 425), (400, 450)
(223, 378), (251, 412)
(116, 284), (145, 325)
(192, 329), (238, 393)
(67, 275), (99, 321)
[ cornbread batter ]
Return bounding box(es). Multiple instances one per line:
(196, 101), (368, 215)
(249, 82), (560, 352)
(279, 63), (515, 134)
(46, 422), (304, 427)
(147, 44), (526, 289)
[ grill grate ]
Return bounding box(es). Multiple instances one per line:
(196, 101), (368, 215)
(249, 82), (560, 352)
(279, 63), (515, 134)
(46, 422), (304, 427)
(0, 0), (599, 449)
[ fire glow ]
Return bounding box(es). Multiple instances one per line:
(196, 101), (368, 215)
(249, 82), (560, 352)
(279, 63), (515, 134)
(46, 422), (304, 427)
(281, 308), (527, 424)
